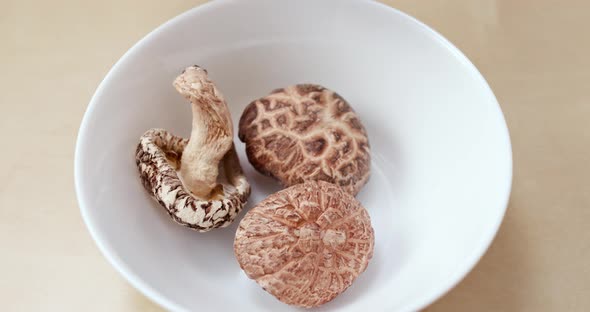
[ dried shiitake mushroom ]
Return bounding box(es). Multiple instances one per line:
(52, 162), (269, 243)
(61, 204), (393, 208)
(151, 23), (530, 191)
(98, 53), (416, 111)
(135, 66), (250, 232)
(234, 181), (375, 308)
(238, 84), (370, 195)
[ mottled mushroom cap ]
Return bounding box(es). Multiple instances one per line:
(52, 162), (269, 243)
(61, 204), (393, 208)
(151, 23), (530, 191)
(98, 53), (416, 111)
(234, 181), (375, 307)
(135, 129), (250, 232)
(238, 84), (370, 195)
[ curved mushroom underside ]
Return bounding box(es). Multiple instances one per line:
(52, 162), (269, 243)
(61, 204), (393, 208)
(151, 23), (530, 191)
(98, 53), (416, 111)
(136, 128), (250, 232)
(238, 84), (371, 196)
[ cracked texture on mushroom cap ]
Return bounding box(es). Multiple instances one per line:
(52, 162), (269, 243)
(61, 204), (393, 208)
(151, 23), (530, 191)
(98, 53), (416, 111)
(136, 129), (250, 232)
(238, 84), (370, 195)
(234, 181), (374, 307)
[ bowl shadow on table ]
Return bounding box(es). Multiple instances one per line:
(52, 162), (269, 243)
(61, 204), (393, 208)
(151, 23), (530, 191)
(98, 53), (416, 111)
(423, 198), (526, 311)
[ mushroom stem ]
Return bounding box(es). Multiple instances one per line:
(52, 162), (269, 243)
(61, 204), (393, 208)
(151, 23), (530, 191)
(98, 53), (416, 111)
(173, 66), (233, 198)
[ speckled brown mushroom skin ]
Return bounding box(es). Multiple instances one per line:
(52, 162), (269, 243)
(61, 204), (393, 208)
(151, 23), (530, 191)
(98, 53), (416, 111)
(135, 66), (250, 232)
(234, 181), (375, 308)
(238, 84), (370, 195)
(136, 129), (250, 231)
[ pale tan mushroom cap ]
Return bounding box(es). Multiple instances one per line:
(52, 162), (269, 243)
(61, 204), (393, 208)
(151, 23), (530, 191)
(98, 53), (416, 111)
(234, 181), (375, 307)
(238, 84), (371, 195)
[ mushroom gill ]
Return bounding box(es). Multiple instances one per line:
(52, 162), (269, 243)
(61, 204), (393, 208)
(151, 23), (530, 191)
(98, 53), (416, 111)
(135, 66), (250, 232)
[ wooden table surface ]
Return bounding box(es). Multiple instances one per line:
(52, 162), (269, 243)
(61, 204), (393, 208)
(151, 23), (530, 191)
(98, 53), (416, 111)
(1, 0), (588, 311)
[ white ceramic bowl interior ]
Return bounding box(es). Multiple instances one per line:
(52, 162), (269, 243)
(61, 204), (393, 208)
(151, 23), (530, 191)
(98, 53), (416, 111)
(75, 0), (512, 311)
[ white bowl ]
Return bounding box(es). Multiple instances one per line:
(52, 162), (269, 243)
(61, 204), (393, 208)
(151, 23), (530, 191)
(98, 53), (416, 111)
(75, 0), (512, 311)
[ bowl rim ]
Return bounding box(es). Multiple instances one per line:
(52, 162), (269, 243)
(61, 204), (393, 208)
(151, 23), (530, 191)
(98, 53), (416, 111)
(74, 0), (513, 311)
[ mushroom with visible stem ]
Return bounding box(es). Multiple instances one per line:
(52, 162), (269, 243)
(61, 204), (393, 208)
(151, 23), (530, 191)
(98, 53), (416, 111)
(135, 65), (250, 232)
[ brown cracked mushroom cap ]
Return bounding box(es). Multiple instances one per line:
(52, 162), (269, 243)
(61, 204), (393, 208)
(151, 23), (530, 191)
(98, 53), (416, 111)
(238, 84), (370, 196)
(234, 181), (375, 308)
(135, 66), (250, 232)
